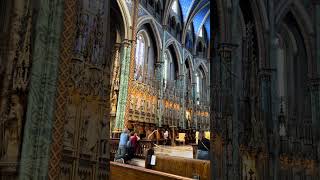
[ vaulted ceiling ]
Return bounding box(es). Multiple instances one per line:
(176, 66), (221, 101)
(178, 0), (210, 38)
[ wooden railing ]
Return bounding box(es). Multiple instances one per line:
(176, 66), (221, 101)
(111, 162), (193, 180)
(110, 138), (155, 159)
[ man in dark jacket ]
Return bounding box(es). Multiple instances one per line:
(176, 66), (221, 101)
(197, 130), (210, 160)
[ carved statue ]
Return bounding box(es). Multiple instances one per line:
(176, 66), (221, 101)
(63, 103), (77, 149)
(82, 105), (99, 154)
(75, 13), (89, 55)
(100, 115), (108, 157)
(2, 95), (23, 161)
(111, 93), (118, 114)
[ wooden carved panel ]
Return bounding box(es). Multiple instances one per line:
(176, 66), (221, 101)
(0, 3), (33, 178)
(49, 0), (110, 179)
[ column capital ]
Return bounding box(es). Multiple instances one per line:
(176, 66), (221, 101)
(162, 25), (168, 31)
(308, 78), (320, 89)
(259, 68), (274, 79)
(122, 39), (131, 47)
(155, 61), (163, 67)
(217, 43), (238, 62)
(113, 43), (122, 49)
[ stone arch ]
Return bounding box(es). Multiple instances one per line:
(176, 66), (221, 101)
(165, 39), (182, 75)
(275, 1), (315, 76)
(136, 29), (151, 47)
(163, 0), (178, 26)
(194, 37), (207, 55)
(198, 61), (209, 79)
(275, 1), (314, 33)
(184, 50), (194, 72)
(214, 0), (227, 43)
(116, 0), (132, 40)
(184, 53), (194, 84)
(181, 3), (210, 45)
(244, 0), (269, 67)
(137, 16), (162, 62)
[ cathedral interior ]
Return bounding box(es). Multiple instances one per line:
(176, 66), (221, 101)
(0, 0), (320, 180)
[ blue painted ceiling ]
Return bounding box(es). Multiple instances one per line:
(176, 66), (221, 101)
(178, 0), (210, 39)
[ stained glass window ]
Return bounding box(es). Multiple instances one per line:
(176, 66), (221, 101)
(196, 73), (200, 105)
(199, 28), (203, 37)
(135, 34), (145, 81)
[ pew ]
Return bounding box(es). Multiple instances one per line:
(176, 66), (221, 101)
(110, 162), (194, 180)
(150, 155), (210, 180)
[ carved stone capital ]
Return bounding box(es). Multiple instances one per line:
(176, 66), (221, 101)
(309, 78), (320, 90)
(217, 43), (238, 62)
(259, 68), (274, 81)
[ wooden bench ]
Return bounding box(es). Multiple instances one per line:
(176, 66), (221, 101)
(150, 155), (210, 180)
(110, 162), (193, 180)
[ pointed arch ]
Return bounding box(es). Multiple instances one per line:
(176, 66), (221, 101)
(137, 16), (162, 62)
(184, 52), (194, 84)
(181, 2), (210, 45)
(165, 38), (182, 75)
(116, 0), (132, 40)
(198, 61), (209, 78)
(184, 49), (194, 72)
(275, 0), (315, 75)
(275, 1), (313, 35)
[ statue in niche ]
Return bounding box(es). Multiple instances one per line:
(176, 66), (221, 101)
(75, 12), (89, 55)
(2, 95), (23, 161)
(63, 102), (77, 150)
(111, 93), (118, 114)
(100, 115), (108, 157)
(114, 75), (120, 91)
(82, 105), (99, 154)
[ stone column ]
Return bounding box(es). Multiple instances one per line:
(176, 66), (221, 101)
(313, 2), (320, 175)
(123, 0), (139, 128)
(310, 79), (320, 165)
(180, 46), (186, 129)
(315, 0), (320, 76)
(178, 73), (186, 129)
(218, 43), (237, 180)
(156, 25), (167, 128)
(19, 0), (65, 179)
(267, 0), (278, 178)
(114, 42), (131, 132)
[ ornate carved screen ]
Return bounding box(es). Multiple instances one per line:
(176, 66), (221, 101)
(49, 0), (110, 179)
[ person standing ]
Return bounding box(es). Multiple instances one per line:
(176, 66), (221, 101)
(197, 130), (210, 160)
(115, 128), (129, 163)
(164, 130), (169, 145)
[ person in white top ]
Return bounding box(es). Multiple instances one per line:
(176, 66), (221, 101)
(164, 130), (169, 145)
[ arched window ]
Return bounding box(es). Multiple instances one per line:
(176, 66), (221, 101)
(135, 34), (146, 81)
(171, 0), (178, 14)
(195, 67), (207, 104)
(199, 28), (203, 37)
(163, 51), (172, 89)
(196, 73), (201, 105)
